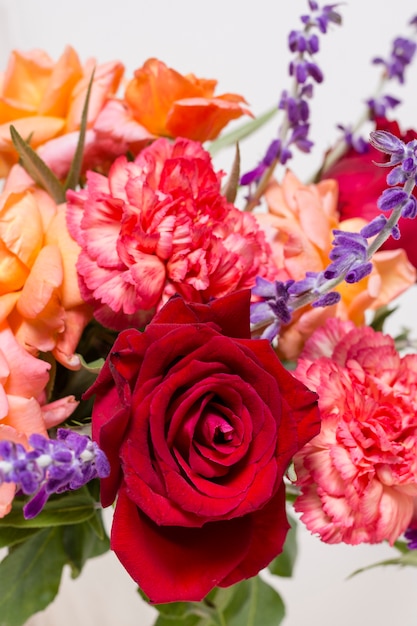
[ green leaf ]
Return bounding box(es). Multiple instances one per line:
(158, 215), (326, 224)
(78, 353), (105, 373)
(0, 526), (40, 549)
(9, 126), (66, 203)
(349, 548), (417, 577)
(152, 578), (285, 626)
(0, 527), (67, 626)
(221, 143), (240, 204)
(64, 69), (95, 191)
(0, 491), (96, 529)
(369, 304), (398, 332)
(268, 514), (298, 577)
(208, 106), (278, 155)
(62, 515), (110, 579)
(153, 598), (215, 626)
(222, 578), (285, 626)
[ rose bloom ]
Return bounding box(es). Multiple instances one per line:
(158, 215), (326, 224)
(124, 58), (251, 141)
(0, 46), (124, 178)
(66, 137), (275, 331)
(87, 290), (320, 602)
(0, 320), (78, 517)
(293, 318), (417, 545)
(255, 170), (416, 360)
(322, 117), (417, 268)
(0, 165), (92, 368)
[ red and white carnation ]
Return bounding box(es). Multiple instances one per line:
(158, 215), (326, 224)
(293, 318), (417, 545)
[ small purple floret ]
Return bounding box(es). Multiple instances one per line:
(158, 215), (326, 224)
(373, 37), (416, 84)
(377, 188), (409, 212)
(366, 94), (401, 118)
(404, 527), (417, 549)
(250, 277), (295, 341)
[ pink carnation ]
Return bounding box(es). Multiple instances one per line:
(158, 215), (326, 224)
(66, 137), (275, 330)
(293, 318), (417, 545)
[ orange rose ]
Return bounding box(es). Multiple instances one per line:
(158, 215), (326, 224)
(0, 46), (124, 177)
(124, 58), (251, 141)
(0, 165), (92, 368)
(256, 170), (416, 360)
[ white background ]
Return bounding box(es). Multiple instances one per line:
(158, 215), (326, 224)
(0, 1), (416, 625)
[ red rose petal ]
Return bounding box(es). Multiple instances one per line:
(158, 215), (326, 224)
(111, 486), (252, 603)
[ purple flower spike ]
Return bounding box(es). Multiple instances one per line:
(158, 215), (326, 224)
(0, 429), (110, 519)
(241, 1), (343, 196)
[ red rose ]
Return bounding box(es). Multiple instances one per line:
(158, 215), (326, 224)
(322, 118), (417, 268)
(88, 290), (319, 603)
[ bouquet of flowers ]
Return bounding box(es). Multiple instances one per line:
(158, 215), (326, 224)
(1, 2), (417, 624)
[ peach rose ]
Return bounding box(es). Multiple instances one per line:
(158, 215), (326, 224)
(256, 170), (416, 360)
(0, 164), (92, 368)
(0, 46), (124, 177)
(0, 321), (78, 516)
(124, 58), (251, 141)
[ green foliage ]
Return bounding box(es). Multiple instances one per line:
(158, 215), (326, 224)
(208, 106), (278, 155)
(62, 515), (110, 579)
(0, 490), (98, 529)
(268, 514), (298, 578)
(64, 69), (95, 191)
(9, 69), (94, 202)
(221, 143), (240, 204)
(0, 489), (109, 626)
(78, 354), (105, 373)
(152, 576), (285, 626)
(9, 126), (66, 203)
(369, 304), (398, 332)
(349, 542), (417, 577)
(0, 527), (66, 626)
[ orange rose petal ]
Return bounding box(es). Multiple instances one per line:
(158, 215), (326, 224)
(1, 49), (53, 110)
(0, 190), (44, 268)
(0, 293), (19, 325)
(166, 98), (250, 141)
(0, 115), (65, 152)
(0, 482), (15, 518)
(45, 206), (83, 309)
(370, 249), (416, 307)
(52, 304), (93, 370)
(38, 45), (83, 117)
(41, 395), (79, 429)
(5, 395), (47, 437)
(17, 245), (63, 319)
(66, 59), (125, 132)
(125, 58), (196, 135)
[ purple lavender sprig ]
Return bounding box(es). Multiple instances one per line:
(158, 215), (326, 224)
(241, 1), (342, 208)
(0, 429), (110, 519)
(322, 15), (417, 174)
(251, 131), (417, 342)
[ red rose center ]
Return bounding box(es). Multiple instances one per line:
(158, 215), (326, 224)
(199, 412), (235, 446)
